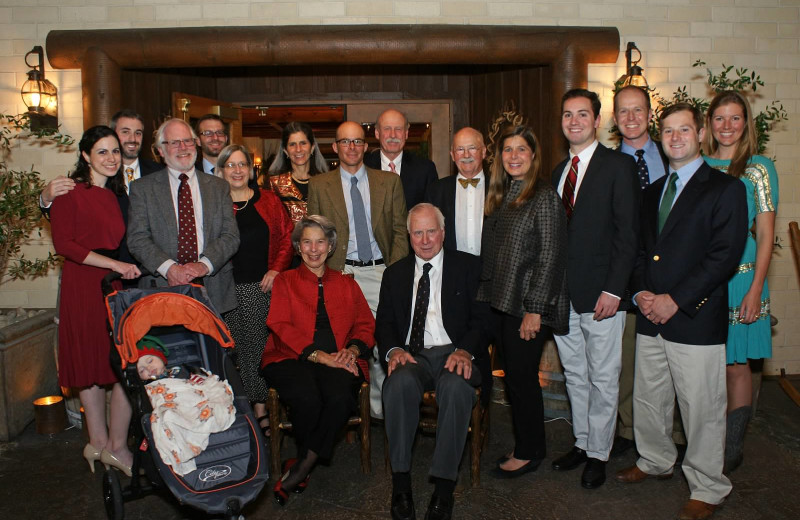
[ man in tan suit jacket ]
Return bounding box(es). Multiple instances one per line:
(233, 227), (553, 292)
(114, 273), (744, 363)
(307, 120), (408, 418)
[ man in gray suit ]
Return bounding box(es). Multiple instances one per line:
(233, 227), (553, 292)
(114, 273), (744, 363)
(127, 118), (240, 313)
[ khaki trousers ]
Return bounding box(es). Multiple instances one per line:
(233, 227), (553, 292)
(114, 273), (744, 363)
(633, 334), (732, 505)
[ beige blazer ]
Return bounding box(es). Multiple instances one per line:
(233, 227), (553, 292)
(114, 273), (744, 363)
(307, 166), (408, 271)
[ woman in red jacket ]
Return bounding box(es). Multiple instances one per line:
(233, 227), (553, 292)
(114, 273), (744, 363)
(261, 215), (374, 505)
(217, 145), (294, 439)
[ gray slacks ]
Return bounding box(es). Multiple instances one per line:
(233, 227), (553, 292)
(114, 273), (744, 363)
(382, 345), (479, 481)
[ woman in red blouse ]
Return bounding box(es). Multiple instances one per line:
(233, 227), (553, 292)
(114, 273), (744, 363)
(261, 215), (374, 505)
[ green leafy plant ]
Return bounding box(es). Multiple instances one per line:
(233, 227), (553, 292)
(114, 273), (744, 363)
(0, 113), (72, 286)
(614, 60), (788, 155)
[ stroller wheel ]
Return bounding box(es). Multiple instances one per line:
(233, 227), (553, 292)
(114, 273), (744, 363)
(103, 469), (125, 520)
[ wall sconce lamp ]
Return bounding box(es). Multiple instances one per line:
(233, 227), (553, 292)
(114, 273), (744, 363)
(620, 42), (649, 89)
(20, 46), (59, 131)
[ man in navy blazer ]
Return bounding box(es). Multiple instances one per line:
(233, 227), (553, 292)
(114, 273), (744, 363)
(550, 89), (640, 489)
(425, 127), (488, 255)
(377, 203), (489, 520)
(364, 108), (439, 210)
(609, 86), (684, 457)
(616, 103), (746, 520)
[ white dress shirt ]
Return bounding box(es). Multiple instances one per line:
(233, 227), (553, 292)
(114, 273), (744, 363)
(123, 158), (143, 193)
(380, 151), (403, 175)
(556, 139), (600, 200)
(404, 249), (453, 347)
(156, 167), (213, 277)
(454, 171), (485, 256)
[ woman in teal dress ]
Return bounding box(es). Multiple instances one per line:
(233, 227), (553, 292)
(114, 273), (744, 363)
(703, 90), (778, 472)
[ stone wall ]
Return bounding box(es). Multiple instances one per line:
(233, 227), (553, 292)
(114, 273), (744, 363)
(1, 0), (798, 374)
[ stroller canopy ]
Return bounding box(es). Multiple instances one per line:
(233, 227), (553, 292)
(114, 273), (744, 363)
(107, 287), (235, 368)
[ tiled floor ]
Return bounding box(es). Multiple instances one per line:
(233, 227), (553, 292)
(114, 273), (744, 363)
(1, 379), (798, 519)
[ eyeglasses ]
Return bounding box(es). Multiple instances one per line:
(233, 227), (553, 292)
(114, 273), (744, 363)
(453, 146), (480, 155)
(335, 138), (366, 147)
(224, 161), (250, 170)
(199, 130), (227, 138)
(161, 138), (196, 149)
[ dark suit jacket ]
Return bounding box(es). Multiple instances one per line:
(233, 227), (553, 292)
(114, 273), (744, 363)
(552, 143), (640, 313)
(127, 168), (240, 313)
(632, 162), (747, 345)
(617, 140), (669, 186)
(376, 249), (490, 364)
(140, 157), (162, 176)
(364, 149), (438, 211)
(307, 166), (408, 271)
(425, 175), (489, 252)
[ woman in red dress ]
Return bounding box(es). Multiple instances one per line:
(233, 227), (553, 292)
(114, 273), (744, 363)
(51, 126), (141, 476)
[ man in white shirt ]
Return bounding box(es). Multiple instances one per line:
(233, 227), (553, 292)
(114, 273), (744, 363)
(425, 127), (487, 256)
(364, 109), (438, 210)
(377, 203), (489, 520)
(550, 89), (639, 489)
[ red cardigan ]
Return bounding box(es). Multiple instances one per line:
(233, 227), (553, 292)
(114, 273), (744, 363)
(253, 188), (294, 272)
(261, 264), (375, 369)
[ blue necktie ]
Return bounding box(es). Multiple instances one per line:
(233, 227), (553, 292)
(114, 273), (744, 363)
(350, 176), (372, 262)
(635, 149), (650, 190)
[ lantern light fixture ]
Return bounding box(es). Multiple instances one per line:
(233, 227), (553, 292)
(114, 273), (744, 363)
(619, 42), (648, 89)
(21, 46), (58, 131)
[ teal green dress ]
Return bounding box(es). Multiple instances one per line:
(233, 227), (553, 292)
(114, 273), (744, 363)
(704, 155), (778, 364)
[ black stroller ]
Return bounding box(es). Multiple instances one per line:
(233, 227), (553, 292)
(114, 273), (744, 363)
(103, 283), (268, 519)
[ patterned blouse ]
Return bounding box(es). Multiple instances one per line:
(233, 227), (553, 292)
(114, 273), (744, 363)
(268, 172), (308, 223)
(477, 179), (569, 334)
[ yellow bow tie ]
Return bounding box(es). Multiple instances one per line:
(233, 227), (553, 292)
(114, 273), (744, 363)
(458, 178), (479, 189)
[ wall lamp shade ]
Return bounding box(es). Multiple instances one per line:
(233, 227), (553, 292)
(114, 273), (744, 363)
(21, 46), (58, 131)
(619, 42), (649, 89)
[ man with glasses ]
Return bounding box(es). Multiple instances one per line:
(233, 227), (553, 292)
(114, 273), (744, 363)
(194, 114), (229, 175)
(128, 118), (240, 314)
(308, 120), (408, 418)
(364, 109), (438, 210)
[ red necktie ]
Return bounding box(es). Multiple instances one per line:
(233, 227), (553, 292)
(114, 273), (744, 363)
(177, 173), (198, 264)
(561, 156), (579, 219)
(388, 161), (397, 173)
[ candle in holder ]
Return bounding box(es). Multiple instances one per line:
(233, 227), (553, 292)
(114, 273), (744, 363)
(33, 395), (67, 435)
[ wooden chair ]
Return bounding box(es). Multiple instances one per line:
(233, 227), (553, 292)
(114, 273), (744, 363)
(385, 388), (488, 487)
(267, 381), (371, 479)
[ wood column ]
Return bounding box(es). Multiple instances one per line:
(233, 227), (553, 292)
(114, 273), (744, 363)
(81, 47), (121, 129)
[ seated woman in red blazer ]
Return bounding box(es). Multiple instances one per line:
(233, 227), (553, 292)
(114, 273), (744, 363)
(261, 215), (375, 506)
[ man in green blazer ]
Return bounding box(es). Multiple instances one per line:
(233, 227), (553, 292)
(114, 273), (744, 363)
(307, 120), (408, 418)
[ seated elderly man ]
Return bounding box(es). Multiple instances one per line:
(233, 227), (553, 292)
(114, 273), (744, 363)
(376, 203), (489, 520)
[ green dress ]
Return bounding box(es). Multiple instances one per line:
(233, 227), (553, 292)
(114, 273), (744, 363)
(703, 155), (778, 364)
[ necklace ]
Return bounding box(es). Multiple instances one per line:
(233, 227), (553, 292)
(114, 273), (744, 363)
(291, 174), (310, 185)
(232, 188), (252, 213)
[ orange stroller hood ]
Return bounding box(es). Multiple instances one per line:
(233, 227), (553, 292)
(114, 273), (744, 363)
(110, 292), (235, 368)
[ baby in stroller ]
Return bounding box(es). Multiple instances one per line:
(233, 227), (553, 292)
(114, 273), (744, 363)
(135, 336), (236, 476)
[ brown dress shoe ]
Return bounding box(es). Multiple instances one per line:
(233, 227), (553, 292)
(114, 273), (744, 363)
(678, 499), (717, 520)
(616, 465), (673, 483)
